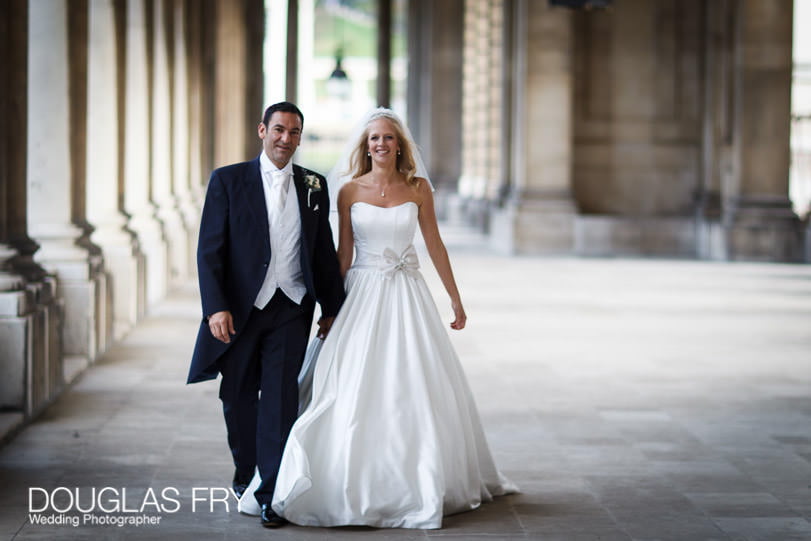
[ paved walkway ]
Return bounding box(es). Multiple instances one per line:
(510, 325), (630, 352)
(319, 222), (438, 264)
(1, 235), (810, 540)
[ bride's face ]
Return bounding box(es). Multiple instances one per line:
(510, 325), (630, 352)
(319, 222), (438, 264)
(366, 119), (399, 166)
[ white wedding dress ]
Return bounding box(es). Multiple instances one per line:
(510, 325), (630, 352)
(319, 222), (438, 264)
(239, 201), (516, 529)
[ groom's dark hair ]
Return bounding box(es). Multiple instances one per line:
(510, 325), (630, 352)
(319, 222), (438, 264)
(263, 102), (304, 128)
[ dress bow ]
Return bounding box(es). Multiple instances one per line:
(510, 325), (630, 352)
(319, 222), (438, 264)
(380, 245), (419, 279)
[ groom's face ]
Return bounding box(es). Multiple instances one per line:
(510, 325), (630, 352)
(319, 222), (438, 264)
(259, 111), (302, 169)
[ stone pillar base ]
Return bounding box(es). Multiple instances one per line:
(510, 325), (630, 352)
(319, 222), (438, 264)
(33, 233), (107, 365)
(179, 196), (201, 285)
(92, 225), (145, 340)
(130, 206), (168, 306)
(157, 199), (191, 287)
(725, 197), (805, 262)
(696, 220), (728, 261)
(0, 259), (63, 419)
(0, 282), (31, 412)
(437, 192), (490, 232)
(54, 263), (101, 362)
(490, 197), (576, 255)
(64, 355), (90, 385)
(0, 413), (25, 444)
(11, 258), (63, 402)
(575, 217), (698, 258)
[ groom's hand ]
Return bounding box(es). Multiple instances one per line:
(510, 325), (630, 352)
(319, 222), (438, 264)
(208, 310), (236, 343)
(316, 316), (335, 339)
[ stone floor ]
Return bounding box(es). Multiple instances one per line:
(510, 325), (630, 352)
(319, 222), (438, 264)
(1, 235), (810, 540)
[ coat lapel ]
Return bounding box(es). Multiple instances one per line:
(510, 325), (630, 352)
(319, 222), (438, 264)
(292, 164), (308, 215)
(245, 156), (269, 238)
(292, 164), (316, 250)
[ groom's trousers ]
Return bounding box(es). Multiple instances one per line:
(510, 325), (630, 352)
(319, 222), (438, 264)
(218, 289), (312, 506)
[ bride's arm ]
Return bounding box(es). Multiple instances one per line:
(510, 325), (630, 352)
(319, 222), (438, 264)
(336, 184), (355, 279)
(416, 179), (467, 330)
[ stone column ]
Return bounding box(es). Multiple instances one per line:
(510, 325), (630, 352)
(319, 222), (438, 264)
(28, 0), (106, 377)
(152, 0), (189, 287)
(490, 0), (577, 254)
(377, 0), (392, 107)
(170, 0), (200, 282)
(697, 0), (732, 259)
(86, 0), (143, 339)
(407, 0), (464, 196)
(724, 0), (804, 261)
(286, 0), (299, 101)
(209, 0), (264, 167)
(184, 0), (207, 276)
(244, 0), (265, 151)
(124, 0), (168, 307)
(459, 0), (505, 227)
(214, 0), (248, 166)
(297, 0), (315, 114)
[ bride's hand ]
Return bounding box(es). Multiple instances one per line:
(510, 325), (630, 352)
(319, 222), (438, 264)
(450, 300), (466, 330)
(317, 316), (336, 339)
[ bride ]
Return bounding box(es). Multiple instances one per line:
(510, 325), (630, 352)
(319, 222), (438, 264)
(240, 108), (516, 529)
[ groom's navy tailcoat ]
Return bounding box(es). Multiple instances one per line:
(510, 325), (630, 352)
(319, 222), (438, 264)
(187, 156), (344, 384)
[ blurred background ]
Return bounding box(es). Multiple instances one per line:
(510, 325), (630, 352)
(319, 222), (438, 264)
(1, 0), (810, 440)
(267, 0), (409, 174)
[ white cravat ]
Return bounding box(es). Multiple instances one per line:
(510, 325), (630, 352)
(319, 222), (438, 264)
(268, 170), (289, 220)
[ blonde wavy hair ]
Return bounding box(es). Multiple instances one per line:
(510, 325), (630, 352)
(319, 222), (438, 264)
(347, 110), (419, 187)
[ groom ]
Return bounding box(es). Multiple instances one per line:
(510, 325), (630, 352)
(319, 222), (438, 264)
(188, 102), (345, 528)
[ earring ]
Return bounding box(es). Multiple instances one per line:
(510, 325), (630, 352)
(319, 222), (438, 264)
(397, 150), (401, 156)
(367, 152), (371, 157)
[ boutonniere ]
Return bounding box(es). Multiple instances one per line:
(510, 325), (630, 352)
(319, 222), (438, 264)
(304, 174), (322, 208)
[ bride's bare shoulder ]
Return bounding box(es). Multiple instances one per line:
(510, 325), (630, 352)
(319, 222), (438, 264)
(338, 178), (363, 208)
(339, 178), (361, 194)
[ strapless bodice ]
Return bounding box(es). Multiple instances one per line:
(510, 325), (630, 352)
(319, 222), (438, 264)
(350, 201), (419, 271)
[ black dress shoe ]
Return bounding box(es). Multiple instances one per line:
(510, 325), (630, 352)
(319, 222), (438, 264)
(260, 504), (287, 528)
(232, 469), (251, 500)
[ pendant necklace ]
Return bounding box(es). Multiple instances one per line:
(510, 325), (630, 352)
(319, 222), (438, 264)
(375, 175), (390, 197)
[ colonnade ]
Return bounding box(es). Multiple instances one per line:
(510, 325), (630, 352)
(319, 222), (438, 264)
(0, 0), (264, 435)
(457, 0), (806, 260)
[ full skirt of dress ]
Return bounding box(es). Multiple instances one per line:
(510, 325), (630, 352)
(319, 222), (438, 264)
(244, 262), (517, 529)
